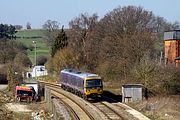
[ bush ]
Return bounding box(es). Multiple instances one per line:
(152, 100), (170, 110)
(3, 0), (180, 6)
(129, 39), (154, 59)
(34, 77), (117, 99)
(0, 65), (8, 83)
(131, 56), (180, 95)
(52, 48), (81, 75)
(7, 63), (23, 92)
(14, 52), (32, 68)
(37, 56), (48, 65)
(28, 44), (34, 51)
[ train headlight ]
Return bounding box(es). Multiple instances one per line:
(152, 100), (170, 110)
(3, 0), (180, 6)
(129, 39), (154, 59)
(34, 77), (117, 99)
(97, 87), (101, 91)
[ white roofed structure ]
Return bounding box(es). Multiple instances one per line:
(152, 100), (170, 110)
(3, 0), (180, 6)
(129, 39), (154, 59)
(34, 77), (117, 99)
(31, 66), (48, 78)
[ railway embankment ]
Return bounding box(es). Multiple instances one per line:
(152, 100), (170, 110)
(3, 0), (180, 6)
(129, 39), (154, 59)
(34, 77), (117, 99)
(0, 89), (14, 120)
(0, 85), (52, 120)
(127, 95), (180, 120)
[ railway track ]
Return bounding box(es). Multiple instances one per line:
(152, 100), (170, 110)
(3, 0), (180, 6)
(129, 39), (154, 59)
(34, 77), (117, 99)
(43, 82), (127, 120)
(39, 81), (150, 120)
(102, 95), (149, 120)
(46, 84), (95, 120)
(41, 83), (124, 120)
(93, 102), (124, 120)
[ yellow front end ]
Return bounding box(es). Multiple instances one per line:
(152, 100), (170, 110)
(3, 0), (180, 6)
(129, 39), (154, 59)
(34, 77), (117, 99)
(85, 87), (103, 96)
(84, 77), (103, 98)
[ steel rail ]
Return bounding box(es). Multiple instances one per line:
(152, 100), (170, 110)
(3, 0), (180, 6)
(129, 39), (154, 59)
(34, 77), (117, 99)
(93, 102), (124, 120)
(45, 83), (95, 120)
(51, 91), (80, 120)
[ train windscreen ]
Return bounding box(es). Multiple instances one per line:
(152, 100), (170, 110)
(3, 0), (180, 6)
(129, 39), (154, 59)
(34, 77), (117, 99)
(86, 79), (102, 88)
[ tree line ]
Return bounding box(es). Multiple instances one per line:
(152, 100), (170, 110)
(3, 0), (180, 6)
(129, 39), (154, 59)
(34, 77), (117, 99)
(0, 24), (16, 39)
(0, 23), (32, 92)
(45, 6), (180, 95)
(1, 5), (179, 95)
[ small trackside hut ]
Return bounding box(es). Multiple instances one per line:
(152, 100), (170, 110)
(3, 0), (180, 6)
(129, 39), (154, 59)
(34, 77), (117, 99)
(122, 84), (143, 103)
(60, 69), (103, 100)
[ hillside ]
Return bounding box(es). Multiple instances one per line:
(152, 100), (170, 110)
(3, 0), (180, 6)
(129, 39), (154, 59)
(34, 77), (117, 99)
(16, 29), (50, 64)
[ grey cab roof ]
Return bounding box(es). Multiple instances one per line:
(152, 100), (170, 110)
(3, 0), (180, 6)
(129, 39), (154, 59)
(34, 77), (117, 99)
(61, 69), (100, 79)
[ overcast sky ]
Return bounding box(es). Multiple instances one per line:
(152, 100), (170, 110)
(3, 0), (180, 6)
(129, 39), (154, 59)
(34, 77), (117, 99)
(0, 0), (179, 28)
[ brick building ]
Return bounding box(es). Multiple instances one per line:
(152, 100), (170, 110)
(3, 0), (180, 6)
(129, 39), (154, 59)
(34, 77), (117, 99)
(164, 30), (180, 67)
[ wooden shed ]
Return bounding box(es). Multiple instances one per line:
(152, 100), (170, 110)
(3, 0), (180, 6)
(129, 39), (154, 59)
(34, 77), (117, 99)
(164, 30), (180, 66)
(122, 84), (143, 103)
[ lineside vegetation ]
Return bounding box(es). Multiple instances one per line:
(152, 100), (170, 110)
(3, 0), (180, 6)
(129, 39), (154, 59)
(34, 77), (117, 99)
(47, 6), (180, 95)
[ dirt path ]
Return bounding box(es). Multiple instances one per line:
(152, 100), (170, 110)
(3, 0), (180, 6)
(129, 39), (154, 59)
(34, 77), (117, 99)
(5, 103), (32, 112)
(0, 84), (7, 91)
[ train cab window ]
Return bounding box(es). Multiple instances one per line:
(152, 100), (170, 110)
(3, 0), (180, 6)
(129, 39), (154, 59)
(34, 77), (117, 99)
(86, 79), (102, 88)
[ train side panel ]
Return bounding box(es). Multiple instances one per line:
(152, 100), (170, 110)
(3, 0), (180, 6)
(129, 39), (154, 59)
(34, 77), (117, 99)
(61, 72), (84, 95)
(60, 69), (103, 100)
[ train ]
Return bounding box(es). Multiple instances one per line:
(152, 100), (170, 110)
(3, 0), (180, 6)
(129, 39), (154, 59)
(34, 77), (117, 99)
(60, 69), (103, 100)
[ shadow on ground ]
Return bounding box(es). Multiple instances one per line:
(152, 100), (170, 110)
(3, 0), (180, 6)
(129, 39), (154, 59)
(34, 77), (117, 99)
(103, 90), (122, 102)
(90, 90), (122, 103)
(0, 74), (8, 84)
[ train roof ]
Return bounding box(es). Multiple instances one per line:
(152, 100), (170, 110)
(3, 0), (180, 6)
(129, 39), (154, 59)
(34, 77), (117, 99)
(61, 69), (100, 79)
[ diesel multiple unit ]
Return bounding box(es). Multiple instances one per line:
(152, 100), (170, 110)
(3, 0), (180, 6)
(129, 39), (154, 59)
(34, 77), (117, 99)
(60, 69), (103, 99)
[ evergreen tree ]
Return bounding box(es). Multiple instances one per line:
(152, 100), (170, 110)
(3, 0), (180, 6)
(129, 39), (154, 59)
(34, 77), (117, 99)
(0, 24), (17, 39)
(26, 22), (31, 29)
(51, 26), (68, 57)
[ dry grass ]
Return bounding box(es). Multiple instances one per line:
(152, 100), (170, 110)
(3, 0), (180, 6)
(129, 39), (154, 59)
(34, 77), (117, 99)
(103, 81), (180, 120)
(128, 95), (180, 120)
(38, 75), (58, 83)
(103, 81), (122, 95)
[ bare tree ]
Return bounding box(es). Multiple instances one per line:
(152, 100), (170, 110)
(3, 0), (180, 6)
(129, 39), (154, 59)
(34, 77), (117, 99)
(26, 22), (31, 29)
(43, 20), (59, 31)
(171, 21), (180, 30)
(42, 20), (60, 45)
(14, 25), (23, 30)
(68, 13), (99, 70)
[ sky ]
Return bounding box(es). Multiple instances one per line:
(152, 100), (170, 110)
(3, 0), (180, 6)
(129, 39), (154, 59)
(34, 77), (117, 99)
(0, 0), (179, 29)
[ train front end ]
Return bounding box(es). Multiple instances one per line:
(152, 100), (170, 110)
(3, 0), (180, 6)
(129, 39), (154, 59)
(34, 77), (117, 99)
(84, 76), (103, 99)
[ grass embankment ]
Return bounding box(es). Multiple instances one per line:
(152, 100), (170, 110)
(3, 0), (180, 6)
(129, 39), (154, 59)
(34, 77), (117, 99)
(127, 96), (180, 120)
(16, 29), (50, 64)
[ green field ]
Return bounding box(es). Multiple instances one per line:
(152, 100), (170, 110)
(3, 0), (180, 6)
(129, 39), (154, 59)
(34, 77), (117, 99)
(16, 29), (46, 37)
(16, 29), (50, 64)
